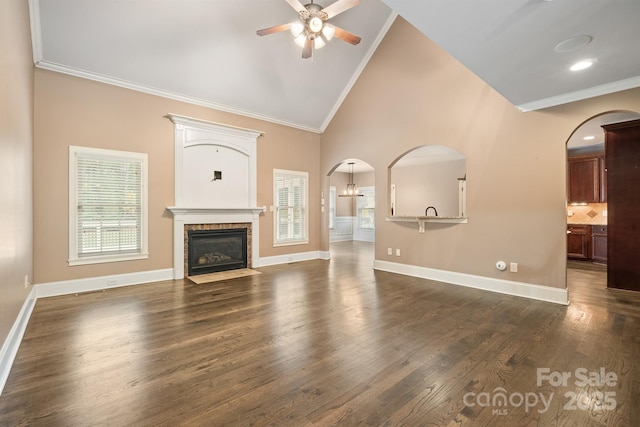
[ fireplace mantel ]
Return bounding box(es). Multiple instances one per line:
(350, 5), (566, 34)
(167, 206), (266, 216)
(167, 206), (264, 279)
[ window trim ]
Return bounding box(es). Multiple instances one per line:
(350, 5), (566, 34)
(329, 186), (336, 230)
(69, 145), (149, 266)
(273, 169), (309, 247)
(356, 186), (375, 229)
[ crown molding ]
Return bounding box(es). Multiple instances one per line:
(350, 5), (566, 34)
(34, 60), (325, 133)
(517, 75), (640, 112)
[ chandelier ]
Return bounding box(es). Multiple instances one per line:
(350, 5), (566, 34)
(339, 162), (363, 197)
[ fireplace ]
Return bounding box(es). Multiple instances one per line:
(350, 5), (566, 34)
(166, 114), (264, 280)
(187, 228), (248, 276)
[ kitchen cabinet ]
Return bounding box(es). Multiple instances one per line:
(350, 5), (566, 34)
(598, 154), (607, 202)
(567, 224), (591, 260)
(591, 225), (607, 264)
(603, 119), (640, 291)
(568, 153), (606, 203)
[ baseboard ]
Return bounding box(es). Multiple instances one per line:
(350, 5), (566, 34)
(34, 268), (174, 298)
(258, 250), (330, 267)
(373, 259), (569, 305)
(0, 287), (37, 395)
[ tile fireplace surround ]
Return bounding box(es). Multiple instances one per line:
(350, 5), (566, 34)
(166, 114), (264, 279)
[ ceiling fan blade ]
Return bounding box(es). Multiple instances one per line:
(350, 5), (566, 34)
(285, 0), (307, 13)
(322, 0), (360, 19)
(302, 37), (313, 59)
(256, 23), (292, 36)
(332, 26), (361, 45)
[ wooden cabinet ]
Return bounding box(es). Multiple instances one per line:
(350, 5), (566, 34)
(598, 154), (607, 202)
(567, 224), (591, 260)
(591, 225), (607, 264)
(567, 224), (608, 263)
(603, 119), (640, 291)
(568, 153), (606, 203)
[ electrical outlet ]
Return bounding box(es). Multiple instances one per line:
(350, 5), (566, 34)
(510, 262), (518, 273)
(24, 274), (30, 288)
(396, 248), (401, 257)
(387, 247), (392, 256)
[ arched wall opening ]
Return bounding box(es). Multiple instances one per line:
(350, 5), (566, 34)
(564, 110), (640, 293)
(327, 159), (375, 245)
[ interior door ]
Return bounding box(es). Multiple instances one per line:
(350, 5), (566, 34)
(603, 119), (640, 291)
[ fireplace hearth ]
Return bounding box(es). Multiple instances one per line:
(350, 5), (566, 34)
(187, 228), (248, 276)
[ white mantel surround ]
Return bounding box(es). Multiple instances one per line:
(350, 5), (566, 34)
(166, 114), (264, 279)
(167, 207), (265, 279)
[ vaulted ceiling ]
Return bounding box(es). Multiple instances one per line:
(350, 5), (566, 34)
(30, 0), (640, 133)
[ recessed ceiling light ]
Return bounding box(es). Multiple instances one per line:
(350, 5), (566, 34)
(570, 60), (593, 71)
(583, 136), (595, 140)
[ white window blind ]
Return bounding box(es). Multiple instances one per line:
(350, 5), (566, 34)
(69, 146), (148, 265)
(274, 169), (308, 245)
(357, 186), (375, 229)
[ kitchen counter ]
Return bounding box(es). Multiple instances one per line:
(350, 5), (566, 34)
(568, 221), (607, 226)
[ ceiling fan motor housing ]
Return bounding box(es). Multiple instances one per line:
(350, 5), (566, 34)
(302, 3), (327, 35)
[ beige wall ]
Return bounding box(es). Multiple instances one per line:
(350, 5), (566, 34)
(0, 0), (34, 347)
(330, 170), (375, 217)
(392, 160), (465, 217)
(321, 17), (640, 289)
(33, 70), (321, 284)
(330, 172), (352, 216)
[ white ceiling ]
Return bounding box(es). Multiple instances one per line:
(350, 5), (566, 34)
(384, 0), (640, 111)
(30, 0), (640, 134)
(30, 0), (395, 133)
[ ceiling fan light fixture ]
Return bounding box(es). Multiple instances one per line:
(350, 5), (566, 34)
(322, 25), (335, 41)
(290, 21), (305, 37)
(294, 34), (307, 47)
(308, 16), (323, 33)
(256, 0), (362, 59)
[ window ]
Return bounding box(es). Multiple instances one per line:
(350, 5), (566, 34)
(329, 186), (336, 230)
(274, 169), (308, 245)
(69, 146), (148, 265)
(357, 186), (375, 229)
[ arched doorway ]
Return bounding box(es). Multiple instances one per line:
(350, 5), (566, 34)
(327, 159), (375, 263)
(565, 111), (640, 294)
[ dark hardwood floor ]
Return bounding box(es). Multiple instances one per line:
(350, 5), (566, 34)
(1, 242), (639, 426)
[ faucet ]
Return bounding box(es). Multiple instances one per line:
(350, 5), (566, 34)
(425, 206), (438, 216)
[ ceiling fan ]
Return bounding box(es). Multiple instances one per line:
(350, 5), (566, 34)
(257, 0), (362, 59)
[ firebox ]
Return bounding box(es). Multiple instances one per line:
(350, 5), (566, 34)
(187, 228), (247, 276)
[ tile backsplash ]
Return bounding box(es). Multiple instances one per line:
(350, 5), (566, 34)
(567, 203), (607, 225)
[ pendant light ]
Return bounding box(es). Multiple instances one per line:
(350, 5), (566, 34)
(339, 162), (363, 197)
